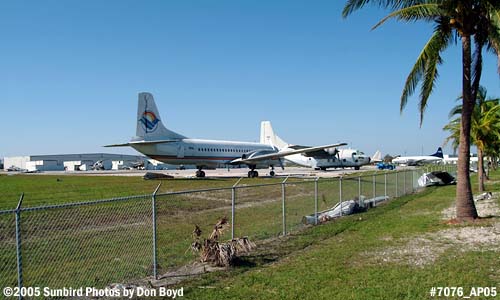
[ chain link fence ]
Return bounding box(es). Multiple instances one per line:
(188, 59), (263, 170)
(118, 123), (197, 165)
(0, 166), (456, 293)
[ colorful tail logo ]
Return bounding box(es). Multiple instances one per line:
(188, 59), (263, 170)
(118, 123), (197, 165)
(139, 111), (160, 132)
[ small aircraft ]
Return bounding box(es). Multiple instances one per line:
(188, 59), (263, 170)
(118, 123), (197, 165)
(260, 121), (371, 170)
(6, 166), (26, 172)
(120, 160), (146, 170)
(105, 93), (346, 178)
(391, 147), (444, 166)
(91, 160), (106, 170)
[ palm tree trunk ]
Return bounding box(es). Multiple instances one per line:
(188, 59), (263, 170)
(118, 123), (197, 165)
(456, 34), (478, 221)
(477, 147), (485, 192)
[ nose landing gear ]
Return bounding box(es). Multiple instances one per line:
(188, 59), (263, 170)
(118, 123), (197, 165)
(269, 165), (276, 177)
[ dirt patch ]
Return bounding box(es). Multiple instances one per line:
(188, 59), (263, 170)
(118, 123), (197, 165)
(364, 193), (500, 267)
(369, 237), (448, 267)
(366, 223), (500, 267)
(441, 192), (500, 219)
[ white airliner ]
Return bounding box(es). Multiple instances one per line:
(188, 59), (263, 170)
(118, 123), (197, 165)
(391, 147), (444, 166)
(105, 93), (346, 177)
(260, 121), (371, 170)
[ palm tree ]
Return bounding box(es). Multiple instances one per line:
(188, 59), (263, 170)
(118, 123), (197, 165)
(444, 86), (500, 192)
(484, 137), (500, 171)
(343, 1), (500, 221)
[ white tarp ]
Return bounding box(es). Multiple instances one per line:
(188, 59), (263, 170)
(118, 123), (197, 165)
(418, 171), (456, 187)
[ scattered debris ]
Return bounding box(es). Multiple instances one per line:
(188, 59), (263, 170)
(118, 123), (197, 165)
(303, 196), (388, 225)
(474, 192), (493, 202)
(364, 196), (390, 206)
(143, 172), (174, 180)
(418, 171), (456, 187)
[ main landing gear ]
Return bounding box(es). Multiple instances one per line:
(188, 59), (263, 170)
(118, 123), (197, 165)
(248, 170), (259, 178)
(195, 167), (205, 178)
(248, 167), (276, 178)
(247, 165), (259, 178)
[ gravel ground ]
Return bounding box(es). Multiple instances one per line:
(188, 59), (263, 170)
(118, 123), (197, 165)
(365, 192), (500, 267)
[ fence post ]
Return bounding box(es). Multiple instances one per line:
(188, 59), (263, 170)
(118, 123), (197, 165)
(281, 176), (289, 236)
(412, 170), (415, 192)
(152, 183), (161, 280)
(358, 176), (362, 207)
(403, 170), (407, 195)
(339, 176), (343, 217)
(231, 177), (243, 239)
(15, 193), (24, 300)
(395, 171), (398, 198)
(314, 177), (319, 225)
(384, 172), (387, 198)
(372, 173), (376, 199)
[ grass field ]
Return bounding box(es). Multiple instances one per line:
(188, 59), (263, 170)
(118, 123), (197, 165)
(173, 170), (500, 300)
(0, 174), (281, 209)
(1, 167), (473, 297)
(0, 168), (428, 210)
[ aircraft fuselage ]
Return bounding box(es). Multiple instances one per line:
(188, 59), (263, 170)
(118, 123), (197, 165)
(132, 138), (275, 168)
(284, 148), (371, 170)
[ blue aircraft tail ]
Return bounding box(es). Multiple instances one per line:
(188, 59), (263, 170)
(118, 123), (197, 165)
(430, 147), (443, 158)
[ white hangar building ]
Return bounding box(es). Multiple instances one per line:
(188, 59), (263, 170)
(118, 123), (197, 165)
(3, 153), (147, 172)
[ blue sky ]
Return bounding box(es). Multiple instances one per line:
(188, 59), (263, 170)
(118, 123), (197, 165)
(2, 1), (499, 158)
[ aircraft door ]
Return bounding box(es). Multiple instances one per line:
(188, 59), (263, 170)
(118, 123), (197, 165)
(177, 144), (185, 158)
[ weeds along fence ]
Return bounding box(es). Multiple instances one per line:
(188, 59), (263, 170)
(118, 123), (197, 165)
(0, 166), (456, 293)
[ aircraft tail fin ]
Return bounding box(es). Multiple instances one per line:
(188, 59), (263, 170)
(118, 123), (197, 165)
(260, 121), (288, 149)
(430, 147), (444, 158)
(371, 150), (382, 163)
(136, 92), (185, 140)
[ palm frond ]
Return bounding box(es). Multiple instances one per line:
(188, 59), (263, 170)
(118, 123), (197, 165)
(448, 103), (463, 118)
(400, 25), (450, 113)
(418, 52), (441, 124)
(342, 0), (427, 18)
(443, 117), (461, 151)
(472, 39), (484, 99)
(486, 27), (500, 74)
(485, 5), (500, 73)
(445, 86), (500, 155)
(372, 4), (441, 30)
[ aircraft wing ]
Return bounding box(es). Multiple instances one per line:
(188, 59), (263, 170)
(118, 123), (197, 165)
(278, 144), (339, 158)
(104, 140), (179, 147)
(231, 142), (347, 164)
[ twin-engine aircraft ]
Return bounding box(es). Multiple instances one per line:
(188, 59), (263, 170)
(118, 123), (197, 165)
(106, 93), (346, 177)
(259, 121), (371, 170)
